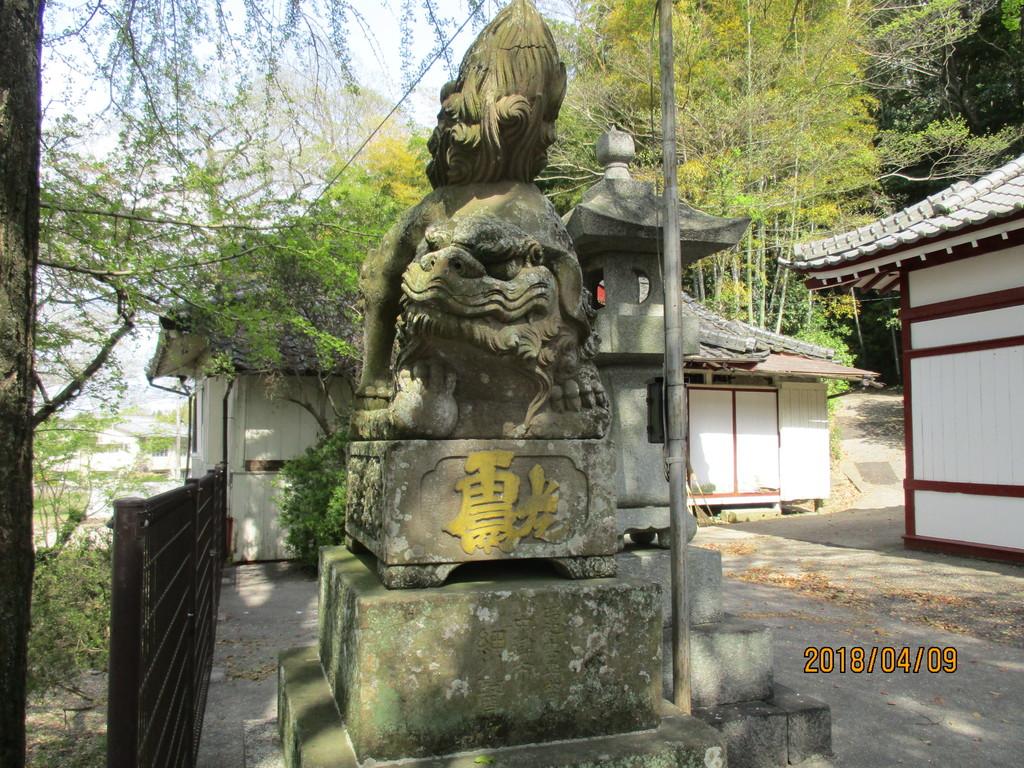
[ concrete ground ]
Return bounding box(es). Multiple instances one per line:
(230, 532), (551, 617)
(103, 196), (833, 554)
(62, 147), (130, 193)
(197, 392), (1024, 767)
(197, 564), (318, 768)
(198, 536), (1024, 768)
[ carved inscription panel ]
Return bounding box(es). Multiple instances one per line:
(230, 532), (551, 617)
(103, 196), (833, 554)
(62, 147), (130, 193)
(446, 450), (564, 555)
(475, 602), (574, 714)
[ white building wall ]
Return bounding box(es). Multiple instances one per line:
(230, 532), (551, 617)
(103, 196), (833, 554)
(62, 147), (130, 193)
(735, 390), (780, 493)
(778, 382), (830, 500)
(915, 491), (1024, 550)
(242, 378), (325, 462)
(232, 473), (285, 563)
(688, 388), (735, 494)
(688, 385), (795, 500)
(911, 347), (1024, 485)
(227, 375), (352, 562)
(191, 377), (227, 477)
(908, 244), (1024, 307)
(911, 304), (1024, 349)
(906, 242), (1024, 555)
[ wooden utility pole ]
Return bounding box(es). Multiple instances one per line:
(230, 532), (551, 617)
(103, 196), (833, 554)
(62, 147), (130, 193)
(658, 0), (691, 713)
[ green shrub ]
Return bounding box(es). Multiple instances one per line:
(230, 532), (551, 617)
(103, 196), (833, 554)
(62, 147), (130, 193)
(28, 537), (112, 695)
(278, 430), (348, 567)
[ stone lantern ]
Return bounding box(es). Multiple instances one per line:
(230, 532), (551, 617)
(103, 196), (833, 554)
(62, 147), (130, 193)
(564, 128), (749, 543)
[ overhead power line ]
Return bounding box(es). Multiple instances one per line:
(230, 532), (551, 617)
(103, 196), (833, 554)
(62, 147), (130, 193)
(303, 0), (486, 217)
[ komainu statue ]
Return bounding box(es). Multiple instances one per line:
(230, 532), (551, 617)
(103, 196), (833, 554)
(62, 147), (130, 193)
(352, 0), (608, 441)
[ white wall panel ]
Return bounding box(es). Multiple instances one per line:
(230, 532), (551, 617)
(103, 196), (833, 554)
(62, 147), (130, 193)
(915, 490), (1024, 549)
(778, 383), (830, 500)
(689, 389), (735, 494)
(911, 304), (1024, 349)
(735, 391), (780, 493)
(192, 377), (227, 476)
(908, 245), (1024, 307)
(243, 378), (321, 462)
(911, 346), (1024, 484)
(231, 473), (286, 562)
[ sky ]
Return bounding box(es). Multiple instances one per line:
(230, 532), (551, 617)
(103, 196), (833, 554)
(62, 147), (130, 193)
(38, 0), (577, 417)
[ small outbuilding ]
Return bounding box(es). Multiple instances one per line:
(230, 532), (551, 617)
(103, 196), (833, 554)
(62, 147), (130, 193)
(148, 315), (354, 562)
(680, 295), (877, 509)
(783, 153), (1024, 563)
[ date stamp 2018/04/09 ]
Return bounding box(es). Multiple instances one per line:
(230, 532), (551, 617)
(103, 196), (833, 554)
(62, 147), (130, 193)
(803, 646), (958, 674)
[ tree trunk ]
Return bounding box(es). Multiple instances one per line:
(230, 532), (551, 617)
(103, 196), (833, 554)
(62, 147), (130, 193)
(0, 2), (44, 766)
(774, 267), (789, 334)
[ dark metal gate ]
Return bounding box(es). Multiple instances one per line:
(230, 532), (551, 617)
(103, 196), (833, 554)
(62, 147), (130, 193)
(107, 466), (227, 768)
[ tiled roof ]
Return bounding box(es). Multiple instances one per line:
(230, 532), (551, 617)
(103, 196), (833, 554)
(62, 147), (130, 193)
(149, 308), (359, 380)
(683, 293), (836, 362)
(785, 154), (1024, 271)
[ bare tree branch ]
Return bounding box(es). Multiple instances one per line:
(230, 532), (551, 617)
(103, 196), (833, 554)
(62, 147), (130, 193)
(33, 319), (136, 427)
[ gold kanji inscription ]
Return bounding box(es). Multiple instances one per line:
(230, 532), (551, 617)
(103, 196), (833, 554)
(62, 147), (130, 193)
(445, 450), (561, 554)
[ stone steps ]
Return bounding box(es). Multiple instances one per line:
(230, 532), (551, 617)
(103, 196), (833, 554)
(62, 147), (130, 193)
(627, 542), (832, 768)
(682, 618), (774, 708)
(617, 545), (723, 626)
(694, 685), (833, 768)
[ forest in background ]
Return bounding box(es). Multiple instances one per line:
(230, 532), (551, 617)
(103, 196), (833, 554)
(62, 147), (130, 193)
(539, 0), (1024, 382)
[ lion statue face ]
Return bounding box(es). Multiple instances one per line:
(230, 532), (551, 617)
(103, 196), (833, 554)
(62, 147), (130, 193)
(394, 214), (608, 440)
(401, 216), (563, 369)
(426, 0), (567, 188)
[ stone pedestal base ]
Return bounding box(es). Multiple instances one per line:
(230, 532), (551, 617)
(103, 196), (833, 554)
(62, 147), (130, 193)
(616, 541), (833, 766)
(317, 548), (661, 761)
(279, 645), (728, 768)
(617, 546), (723, 626)
(695, 685), (832, 768)
(345, 439), (619, 588)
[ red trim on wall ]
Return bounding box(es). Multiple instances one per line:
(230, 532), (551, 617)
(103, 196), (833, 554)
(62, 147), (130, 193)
(731, 391), (739, 495)
(903, 286), (1024, 322)
(906, 334), (1024, 359)
(907, 479), (1024, 498)
(687, 385), (779, 392)
(901, 271), (915, 537)
(903, 534), (1024, 564)
(901, 222), (1024, 274)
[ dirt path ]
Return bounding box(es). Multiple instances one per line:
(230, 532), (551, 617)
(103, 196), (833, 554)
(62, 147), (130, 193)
(833, 389), (905, 510)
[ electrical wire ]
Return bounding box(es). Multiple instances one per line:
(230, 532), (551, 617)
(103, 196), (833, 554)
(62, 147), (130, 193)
(301, 0), (487, 218)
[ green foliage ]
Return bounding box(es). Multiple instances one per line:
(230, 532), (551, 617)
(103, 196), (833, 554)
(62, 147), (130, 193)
(870, 0), (1024, 202)
(1004, 0), (1023, 32)
(547, 0), (881, 338)
(278, 430), (349, 566)
(33, 413), (116, 548)
(28, 537), (112, 695)
(877, 116), (1024, 184)
(794, 293), (857, 397)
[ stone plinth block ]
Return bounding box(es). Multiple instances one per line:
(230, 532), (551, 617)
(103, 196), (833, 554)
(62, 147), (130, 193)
(346, 438), (618, 587)
(280, 644), (727, 768)
(616, 546), (722, 626)
(695, 686), (833, 768)
(317, 548), (661, 762)
(662, 618), (773, 708)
